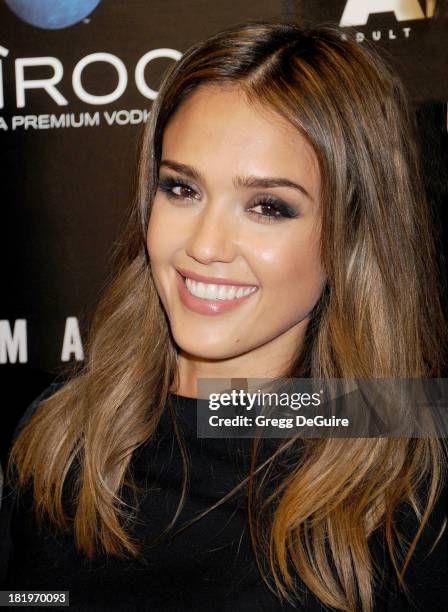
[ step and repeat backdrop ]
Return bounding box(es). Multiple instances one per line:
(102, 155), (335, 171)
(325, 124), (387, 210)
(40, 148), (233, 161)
(1, 0), (447, 457)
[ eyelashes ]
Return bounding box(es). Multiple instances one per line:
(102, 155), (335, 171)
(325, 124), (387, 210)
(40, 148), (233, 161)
(158, 176), (199, 201)
(157, 175), (299, 223)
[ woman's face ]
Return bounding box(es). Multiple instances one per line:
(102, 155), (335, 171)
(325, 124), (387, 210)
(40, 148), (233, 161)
(147, 84), (325, 371)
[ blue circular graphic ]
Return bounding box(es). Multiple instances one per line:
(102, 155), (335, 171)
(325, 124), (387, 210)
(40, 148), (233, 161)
(4, 0), (102, 29)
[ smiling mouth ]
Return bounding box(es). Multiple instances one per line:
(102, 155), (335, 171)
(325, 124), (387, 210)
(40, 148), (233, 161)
(182, 275), (258, 301)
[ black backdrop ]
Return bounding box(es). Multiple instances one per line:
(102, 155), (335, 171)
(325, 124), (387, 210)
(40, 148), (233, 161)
(1, 0), (447, 460)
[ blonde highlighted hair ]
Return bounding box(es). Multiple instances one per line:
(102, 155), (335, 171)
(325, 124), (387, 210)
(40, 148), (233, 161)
(9, 20), (448, 611)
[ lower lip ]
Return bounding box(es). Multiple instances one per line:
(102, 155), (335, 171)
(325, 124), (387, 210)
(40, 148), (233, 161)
(176, 271), (258, 316)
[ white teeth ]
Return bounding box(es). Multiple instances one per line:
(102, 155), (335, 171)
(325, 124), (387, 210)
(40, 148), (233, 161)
(226, 286), (237, 300)
(205, 283), (217, 299)
(184, 277), (257, 301)
(218, 285), (227, 300)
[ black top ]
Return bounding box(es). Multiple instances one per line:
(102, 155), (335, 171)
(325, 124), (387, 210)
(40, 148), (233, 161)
(1, 385), (447, 611)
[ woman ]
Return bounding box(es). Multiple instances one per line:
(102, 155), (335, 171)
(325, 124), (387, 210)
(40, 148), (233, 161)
(1, 20), (447, 612)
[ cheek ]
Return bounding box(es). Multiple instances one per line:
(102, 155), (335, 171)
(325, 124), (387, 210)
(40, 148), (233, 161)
(146, 226), (160, 265)
(146, 202), (173, 264)
(261, 230), (324, 305)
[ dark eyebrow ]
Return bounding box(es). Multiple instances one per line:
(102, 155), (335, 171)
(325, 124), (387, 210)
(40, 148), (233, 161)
(159, 159), (314, 202)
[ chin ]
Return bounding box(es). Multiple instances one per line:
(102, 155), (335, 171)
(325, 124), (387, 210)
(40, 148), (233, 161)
(173, 335), (241, 361)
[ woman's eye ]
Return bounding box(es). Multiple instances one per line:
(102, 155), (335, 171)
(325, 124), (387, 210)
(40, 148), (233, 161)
(158, 177), (198, 200)
(158, 177), (298, 223)
(248, 199), (299, 223)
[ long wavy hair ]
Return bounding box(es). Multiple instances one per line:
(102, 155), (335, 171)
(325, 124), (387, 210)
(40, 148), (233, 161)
(8, 20), (448, 612)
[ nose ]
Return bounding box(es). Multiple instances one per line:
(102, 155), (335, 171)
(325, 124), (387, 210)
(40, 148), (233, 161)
(185, 203), (238, 264)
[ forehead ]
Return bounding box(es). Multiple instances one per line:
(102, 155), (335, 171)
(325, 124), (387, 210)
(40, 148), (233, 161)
(161, 84), (319, 196)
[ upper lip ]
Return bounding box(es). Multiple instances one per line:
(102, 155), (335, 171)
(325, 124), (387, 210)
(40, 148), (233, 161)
(176, 267), (258, 287)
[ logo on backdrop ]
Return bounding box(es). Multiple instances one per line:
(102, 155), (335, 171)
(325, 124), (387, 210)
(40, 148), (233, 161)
(0, 2), (181, 131)
(340, 0), (435, 26)
(338, 0), (435, 43)
(0, 319), (84, 363)
(4, 0), (102, 30)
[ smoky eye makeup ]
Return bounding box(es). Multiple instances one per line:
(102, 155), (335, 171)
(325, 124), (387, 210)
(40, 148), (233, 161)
(157, 174), (301, 223)
(247, 196), (300, 222)
(157, 175), (199, 200)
